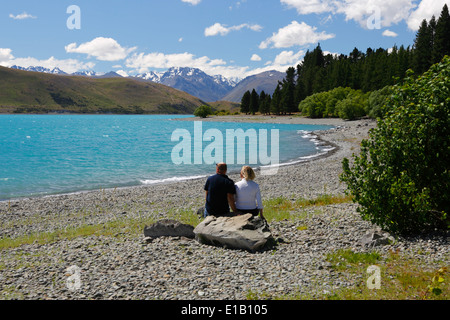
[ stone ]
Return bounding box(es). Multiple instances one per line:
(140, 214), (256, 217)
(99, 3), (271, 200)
(360, 230), (394, 247)
(143, 219), (195, 239)
(193, 214), (273, 252)
(196, 206), (205, 216)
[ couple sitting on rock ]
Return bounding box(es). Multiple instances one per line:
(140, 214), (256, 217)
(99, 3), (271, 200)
(204, 162), (264, 220)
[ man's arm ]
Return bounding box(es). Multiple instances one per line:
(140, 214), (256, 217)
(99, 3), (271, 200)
(227, 193), (238, 213)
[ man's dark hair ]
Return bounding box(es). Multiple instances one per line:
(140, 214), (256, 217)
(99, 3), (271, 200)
(216, 162), (227, 174)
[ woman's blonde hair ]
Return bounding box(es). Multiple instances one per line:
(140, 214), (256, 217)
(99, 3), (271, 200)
(241, 166), (256, 180)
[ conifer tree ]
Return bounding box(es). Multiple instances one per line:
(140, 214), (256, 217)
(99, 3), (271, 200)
(249, 89), (259, 115)
(270, 84), (281, 115)
(433, 4), (450, 64)
(240, 90), (251, 114)
(414, 19), (433, 74)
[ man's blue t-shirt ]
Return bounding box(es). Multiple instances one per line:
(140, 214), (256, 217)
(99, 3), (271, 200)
(204, 173), (236, 216)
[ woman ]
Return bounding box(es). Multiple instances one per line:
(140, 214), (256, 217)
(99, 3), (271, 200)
(234, 166), (264, 219)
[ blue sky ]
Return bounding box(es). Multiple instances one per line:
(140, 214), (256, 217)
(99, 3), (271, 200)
(0, 0), (448, 79)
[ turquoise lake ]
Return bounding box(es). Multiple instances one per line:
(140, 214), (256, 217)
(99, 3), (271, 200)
(0, 115), (334, 201)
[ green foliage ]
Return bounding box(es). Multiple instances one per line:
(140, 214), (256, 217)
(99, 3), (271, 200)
(428, 267), (447, 297)
(335, 90), (368, 120)
(298, 90), (330, 118)
(299, 86), (369, 120)
(367, 86), (393, 118)
(193, 104), (213, 118)
(341, 56), (450, 235)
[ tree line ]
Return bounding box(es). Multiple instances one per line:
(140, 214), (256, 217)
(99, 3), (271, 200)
(241, 4), (450, 118)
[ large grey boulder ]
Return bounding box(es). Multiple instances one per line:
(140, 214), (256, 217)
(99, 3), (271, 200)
(144, 219), (195, 239)
(193, 214), (273, 252)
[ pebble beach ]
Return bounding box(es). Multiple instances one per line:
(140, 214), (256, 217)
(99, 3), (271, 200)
(0, 115), (448, 300)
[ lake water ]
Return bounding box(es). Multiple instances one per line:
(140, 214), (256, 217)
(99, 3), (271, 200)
(0, 115), (334, 200)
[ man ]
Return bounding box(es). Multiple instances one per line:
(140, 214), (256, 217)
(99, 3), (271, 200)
(204, 162), (238, 217)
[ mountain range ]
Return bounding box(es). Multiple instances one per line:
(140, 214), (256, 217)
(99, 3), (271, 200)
(9, 65), (285, 103)
(0, 66), (204, 114)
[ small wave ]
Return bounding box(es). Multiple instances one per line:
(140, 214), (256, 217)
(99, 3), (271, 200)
(140, 175), (206, 185)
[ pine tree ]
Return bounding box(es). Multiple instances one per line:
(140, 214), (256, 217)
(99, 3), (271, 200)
(270, 84), (281, 115)
(413, 19), (433, 74)
(240, 90), (251, 114)
(433, 4), (450, 64)
(249, 89), (259, 115)
(258, 91), (267, 114)
(281, 67), (296, 114)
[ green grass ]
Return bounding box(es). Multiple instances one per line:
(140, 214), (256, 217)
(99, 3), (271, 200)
(262, 194), (352, 222)
(246, 249), (449, 300)
(326, 249), (382, 271)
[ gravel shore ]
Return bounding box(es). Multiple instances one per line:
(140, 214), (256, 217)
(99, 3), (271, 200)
(0, 115), (448, 300)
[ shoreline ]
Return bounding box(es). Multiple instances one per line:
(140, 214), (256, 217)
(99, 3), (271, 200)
(1, 115), (448, 301)
(0, 115), (375, 241)
(0, 115), (345, 204)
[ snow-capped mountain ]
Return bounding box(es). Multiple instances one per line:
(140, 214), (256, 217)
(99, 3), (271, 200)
(213, 74), (239, 88)
(72, 70), (97, 77)
(133, 67), (239, 102)
(135, 71), (164, 82)
(11, 65), (67, 75)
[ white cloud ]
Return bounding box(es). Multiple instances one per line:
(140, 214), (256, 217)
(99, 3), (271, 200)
(250, 54), (262, 61)
(407, 0), (449, 30)
(116, 70), (129, 77)
(65, 37), (136, 61)
(205, 23), (263, 36)
(0, 48), (14, 62)
(336, 0), (415, 28)
(281, 0), (332, 14)
(382, 29), (398, 37)
(259, 21), (334, 49)
(273, 50), (305, 65)
(9, 12), (37, 20)
(205, 23), (229, 36)
(181, 0), (202, 5)
(282, 0), (427, 29)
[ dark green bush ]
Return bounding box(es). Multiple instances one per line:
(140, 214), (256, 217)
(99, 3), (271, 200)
(341, 56), (450, 235)
(193, 105), (213, 118)
(367, 86), (393, 119)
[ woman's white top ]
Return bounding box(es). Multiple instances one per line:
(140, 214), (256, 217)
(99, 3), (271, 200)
(235, 179), (263, 210)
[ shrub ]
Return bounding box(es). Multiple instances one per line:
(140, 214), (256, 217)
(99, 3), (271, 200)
(367, 86), (393, 119)
(193, 105), (213, 118)
(335, 90), (368, 120)
(341, 56), (450, 235)
(298, 91), (329, 118)
(299, 87), (367, 119)
(325, 87), (353, 117)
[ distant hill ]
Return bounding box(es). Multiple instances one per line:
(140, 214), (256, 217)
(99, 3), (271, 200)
(221, 70), (285, 103)
(0, 66), (205, 114)
(208, 100), (241, 114)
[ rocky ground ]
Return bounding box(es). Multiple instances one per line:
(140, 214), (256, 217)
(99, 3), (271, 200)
(0, 115), (448, 300)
